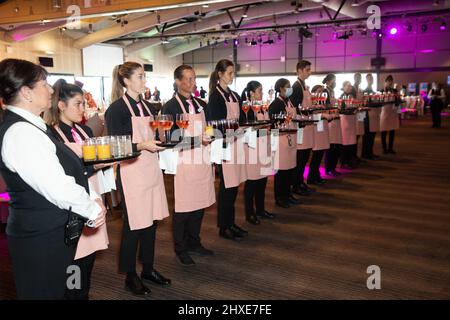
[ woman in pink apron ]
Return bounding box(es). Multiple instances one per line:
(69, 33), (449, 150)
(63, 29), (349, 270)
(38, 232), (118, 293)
(353, 73), (365, 163)
(270, 78), (300, 209)
(161, 65), (215, 266)
(105, 62), (170, 296)
(380, 75), (399, 154)
(339, 81), (358, 169)
(46, 79), (110, 300)
(307, 85), (330, 185)
(323, 74), (342, 176)
(361, 73), (381, 160)
(290, 60), (315, 197)
(240, 81), (275, 225)
(205, 59), (248, 242)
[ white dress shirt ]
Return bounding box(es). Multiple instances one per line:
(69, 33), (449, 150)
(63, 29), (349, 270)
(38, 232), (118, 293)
(1, 105), (101, 221)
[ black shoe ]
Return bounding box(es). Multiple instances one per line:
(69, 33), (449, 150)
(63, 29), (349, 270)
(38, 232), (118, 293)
(256, 210), (276, 219)
(276, 199), (290, 208)
(292, 186), (311, 196)
(300, 183), (315, 193)
(231, 224), (248, 237)
(288, 194), (301, 205)
(176, 252), (195, 266)
(341, 164), (355, 170)
(387, 149), (396, 154)
(307, 179), (326, 185)
(125, 274), (151, 296)
(246, 215), (261, 225)
(141, 269), (171, 287)
(219, 228), (243, 241)
(188, 245), (214, 256)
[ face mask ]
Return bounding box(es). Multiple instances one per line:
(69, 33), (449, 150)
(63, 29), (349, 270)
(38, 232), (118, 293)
(285, 87), (293, 97)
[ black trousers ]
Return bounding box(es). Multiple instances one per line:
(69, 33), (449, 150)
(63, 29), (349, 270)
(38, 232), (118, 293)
(431, 105), (443, 128)
(244, 177), (267, 217)
(362, 132), (376, 158)
(173, 209), (204, 254)
(65, 252), (96, 300)
(308, 150), (325, 181)
(275, 169), (292, 201)
(8, 227), (76, 300)
(117, 168), (157, 273)
(325, 144), (341, 172)
(217, 165), (239, 230)
(341, 144), (356, 166)
(381, 130), (395, 152)
(292, 149), (311, 188)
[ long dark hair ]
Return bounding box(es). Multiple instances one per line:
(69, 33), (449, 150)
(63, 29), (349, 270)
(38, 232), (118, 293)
(0, 58), (48, 106)
(209, 59), (234, 94)
(241, 80), (262, 101)
(44, 79), (84, 126)
(111, 61), (143, 103)
(274, 78), (290, 98)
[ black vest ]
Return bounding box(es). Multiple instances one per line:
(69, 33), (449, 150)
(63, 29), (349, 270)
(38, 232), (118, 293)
(0, 110), (89, 238)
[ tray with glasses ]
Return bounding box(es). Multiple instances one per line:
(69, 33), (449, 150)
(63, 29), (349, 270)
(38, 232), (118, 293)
(82, 135), (140, 165)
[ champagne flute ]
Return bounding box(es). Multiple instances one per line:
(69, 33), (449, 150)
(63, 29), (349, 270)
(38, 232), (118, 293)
(157, 114), (173, 143)
(176, 113), (189, 142)
(242, 100), (250, 122)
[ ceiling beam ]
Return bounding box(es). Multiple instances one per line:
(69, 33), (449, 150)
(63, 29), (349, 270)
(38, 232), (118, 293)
(0, 0), (222, 26)
(73, 0), (239, 49)
(164, 10), (330, 57)
(125, 0), (322, 53)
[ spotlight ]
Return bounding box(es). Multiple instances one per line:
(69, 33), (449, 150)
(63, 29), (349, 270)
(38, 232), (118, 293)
(234, 39), (240, 47)
(440, 21), (447, 30)
(406, 23), (412, 32)
(389, 27), (398, 35)
(421, 24), (427, 32)
(299, 27), (313, 38)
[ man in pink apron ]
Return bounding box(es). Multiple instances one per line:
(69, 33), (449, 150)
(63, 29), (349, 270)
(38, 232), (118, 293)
(205, 59), (248, 242)
(290, 60), (316, 196)
(340, 81), (358, 169)
(271, 78), (301, 209)
(161, 65), (215, 266)
(106, 62), (170, 297)
(323, 74), (342, 176)
(352, 73), (365, 163)
(380, 75), (400, 154)
(362, 73), (381, 160)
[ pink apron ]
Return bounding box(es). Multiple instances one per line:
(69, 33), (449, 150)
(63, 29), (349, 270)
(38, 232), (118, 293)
(296, 80), (314, 150)
(273, 97), (297, 170)
(53, 124), (109, 260)
(380, 103), (397, 131)
(217, 88), (247, 188)
(368, 107), (381, 133)
(313, 115), (330, 151)
(356, 112), (366, 136)
(245, 109), (272, 180)
(173, 95), (215, 212)
(328, 119), (342, 144)
(120, 95), (169, 230)
(340, 114), (357, 146)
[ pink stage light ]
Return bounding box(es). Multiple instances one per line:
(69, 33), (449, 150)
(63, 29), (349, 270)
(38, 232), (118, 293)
(389, 27), (398, 35)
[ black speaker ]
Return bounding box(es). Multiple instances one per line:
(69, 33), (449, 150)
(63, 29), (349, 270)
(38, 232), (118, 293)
(38, 57), (54, 67)
(371, 57), (385, 67)
(143, 64), (153, 72)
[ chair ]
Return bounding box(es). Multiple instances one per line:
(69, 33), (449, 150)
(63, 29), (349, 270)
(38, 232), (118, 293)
(85, 113), (104, 137)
